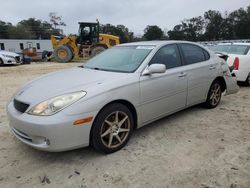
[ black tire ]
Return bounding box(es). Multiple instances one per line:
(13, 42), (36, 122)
(53, 45), (73, 63)
(245, 73), (250, 86)
(0, 58), (3, 66)
(91, 46), (106, 57)
(70, 54), (75, 61)
(204, 80), (222, 109)
(91, 103), (134, 153)
(42, 50), (48, 60)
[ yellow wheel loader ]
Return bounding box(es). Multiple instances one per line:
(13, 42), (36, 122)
(51, 22), (120, 62)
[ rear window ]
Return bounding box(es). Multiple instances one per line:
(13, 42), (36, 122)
(211, 45), (250, 55)
(180, 44), (209, 65)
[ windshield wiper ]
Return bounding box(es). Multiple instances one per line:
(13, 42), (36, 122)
(86, 67), (108, 71)
(80, 66), (128, 73)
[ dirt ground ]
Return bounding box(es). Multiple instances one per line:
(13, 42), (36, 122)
(0, 63), (249, 188)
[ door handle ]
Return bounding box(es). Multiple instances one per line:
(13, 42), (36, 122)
(209, 65), (216, 70)
(178, 72), (187, 78)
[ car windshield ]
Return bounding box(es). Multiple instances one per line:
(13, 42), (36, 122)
(210, 45), (249, 55)
(83, 45), (154, 73)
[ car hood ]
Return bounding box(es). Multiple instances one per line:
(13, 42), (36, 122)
(14, 67), (129, 104)
(0, 50), (19, 56)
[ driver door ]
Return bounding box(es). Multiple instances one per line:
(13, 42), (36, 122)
(139, 44), (188, 124)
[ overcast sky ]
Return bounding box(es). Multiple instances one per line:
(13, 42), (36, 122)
(1, 0), (249, 36)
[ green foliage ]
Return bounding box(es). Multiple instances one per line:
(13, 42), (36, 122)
(0, 18), (62, 39)
(100, 24), (134, 43)
(143, 25), (164, 40)
(168, 6), (250, 41)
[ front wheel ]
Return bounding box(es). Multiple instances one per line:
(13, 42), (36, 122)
(0, 58), (4, 66)
(245, 73), (250, 86)
(204, 80), (222, 109)
(53, 45), (73, 63)
(91, 103), (134, 153)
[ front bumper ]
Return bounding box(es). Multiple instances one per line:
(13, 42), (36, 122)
(2, 57), (18, 65)
(7, 100), (97, 152)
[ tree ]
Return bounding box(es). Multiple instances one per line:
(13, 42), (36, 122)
(143, 25), (163, 40)
(203, 10), (224, 40)
(100, 24), (133, 43)
(168, 16), (205, 41)
(168, 6), (250, 41)
(227, 7), (250, 39)
(0, 18), (62, 39)
(49, 12), (66, 29)
(0, 21), (13, 39)
(168, 24), (186, 40)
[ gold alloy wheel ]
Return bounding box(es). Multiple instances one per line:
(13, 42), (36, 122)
(100, 111), (131, 149)
(58, 49), (68, 59)
(209, 83), (221, 106)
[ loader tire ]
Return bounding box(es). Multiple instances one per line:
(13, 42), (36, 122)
(91, 46), (106, 57)
(53, 45), (73, 63)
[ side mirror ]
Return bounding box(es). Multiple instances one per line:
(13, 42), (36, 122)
(142, 64), (166, 75)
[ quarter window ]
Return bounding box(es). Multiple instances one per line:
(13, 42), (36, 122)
(203, 49), (210, 60)
(149, 44), (182, 69)
(180, 44), (208, 65)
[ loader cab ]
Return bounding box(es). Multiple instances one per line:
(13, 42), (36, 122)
(77, 22), (99, 45)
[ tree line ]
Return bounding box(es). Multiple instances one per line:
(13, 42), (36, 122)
(0, 12), (66, 40)
(167, 6), (250, 41)
(0, 6), (249, 42)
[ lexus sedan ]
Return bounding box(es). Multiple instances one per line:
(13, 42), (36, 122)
(7, 41), (239, 153)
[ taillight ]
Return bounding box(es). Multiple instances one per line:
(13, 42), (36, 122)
(233, 57), (239, 70)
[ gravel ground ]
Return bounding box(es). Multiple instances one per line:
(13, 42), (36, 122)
(0, 63), (249, 188)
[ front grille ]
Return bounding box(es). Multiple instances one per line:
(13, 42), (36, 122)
(14, 99), (29, 113)
(15, 56), (20, 62)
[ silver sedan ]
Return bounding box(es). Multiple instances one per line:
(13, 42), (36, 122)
(7, 41), (239, 153)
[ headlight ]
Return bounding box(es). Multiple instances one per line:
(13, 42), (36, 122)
(3, 54), (14, 58)
(28, 91), (86, 116)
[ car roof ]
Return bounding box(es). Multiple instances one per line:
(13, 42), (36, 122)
(117, 40), (199, 47)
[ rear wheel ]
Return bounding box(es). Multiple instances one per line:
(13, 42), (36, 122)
(245, 73), (250, 86)
(91, 103), (134, 153)
(53, 45), (73, 63)
(91, 46), (106, 57)
(204, 80), (222, 109)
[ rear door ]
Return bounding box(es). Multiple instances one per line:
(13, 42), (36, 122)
(178, 43), (217, 106)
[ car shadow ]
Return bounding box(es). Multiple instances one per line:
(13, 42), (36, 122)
(0, 64), (19, 67)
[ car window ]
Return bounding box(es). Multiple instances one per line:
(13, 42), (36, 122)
(210, 45), (250, 55)
(180, 44), (207, 65)
(149, 44), (182, 69)
(203, 50), (210, 60)
(84, 46), (154, 73)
